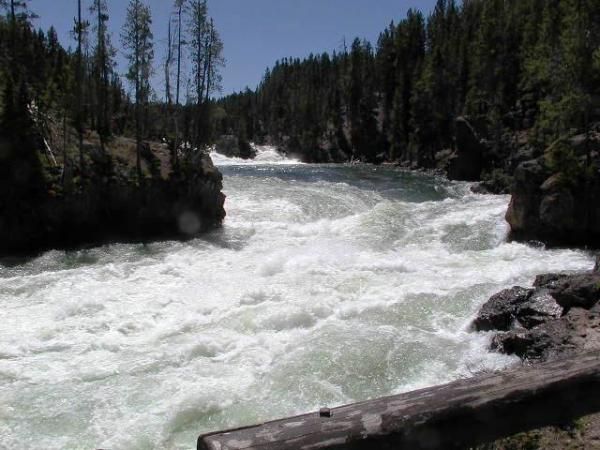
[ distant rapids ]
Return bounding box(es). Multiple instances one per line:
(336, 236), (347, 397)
(0, 147), (594, 449)
(209, 145), (304, 165)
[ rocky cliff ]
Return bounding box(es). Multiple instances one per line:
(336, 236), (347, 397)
(440, 116), (600, 248)
(0, 125), (226, 255)
(505, 132), (600, 247)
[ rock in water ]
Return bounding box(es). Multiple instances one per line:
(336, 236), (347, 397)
(550, 273), (600, 311)
(533, 273), (573, 289)
(476, 268), (600, 362)
(515, 290), (562, 329)
(472, 287), (532, 331)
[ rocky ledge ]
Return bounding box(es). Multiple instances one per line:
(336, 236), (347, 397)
(473, 258), (600, 362)
(0, 128), (226, 255)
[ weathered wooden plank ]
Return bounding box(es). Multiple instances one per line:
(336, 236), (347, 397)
(198, 351), (600, 450)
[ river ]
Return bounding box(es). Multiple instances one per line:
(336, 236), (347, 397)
(0, 147), (594, 449)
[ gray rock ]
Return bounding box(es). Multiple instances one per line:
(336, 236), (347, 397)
(505, 158), (549, 237)
(551, 273), (600, 311)
(481, 270), (600, 362)
(491, 319), (577, 361)
(472, 287), (533, 332)
(539, 191), (576, 231)
(533, 273), (572, 290)
(215, 135), (257, 160)
(515, 289), (562, 329)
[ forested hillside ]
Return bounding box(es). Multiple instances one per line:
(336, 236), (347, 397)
(0, 0), (227, 254)
(0, 0), (226, 160)
(219, 0), (600, 168)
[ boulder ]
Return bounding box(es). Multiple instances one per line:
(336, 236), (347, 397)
(477, 269), (600, 362)
(550, 273), (600, 311)
(215, 135), (239, 157)
(505, 158), (549, 238)
(515, 289), (562, 329)
(539, 190), (575, 227)
(532, 272), (600, 311)
(533, 273), (573, 290)
(472, 287), (533, 331)
(215, 135), (257, 160)
(491, 319), (575, 361)
(492, 305), (600, 361)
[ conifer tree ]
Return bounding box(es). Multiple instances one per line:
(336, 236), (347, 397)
(122, 0), (154, 182)
(90, 0), (113, 147)
(74, 0), (89, 170)
(171, 0), (186, 168)
(187, 0), (208, 147)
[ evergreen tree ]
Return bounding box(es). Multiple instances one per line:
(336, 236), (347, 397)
(90, 0), (113, 146)
(122, 0), (154, 182)
(74, 0), (89, 170)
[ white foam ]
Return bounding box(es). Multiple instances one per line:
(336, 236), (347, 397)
(210, 144), (304, 166)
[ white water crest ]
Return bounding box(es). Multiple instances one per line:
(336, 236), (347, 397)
(0, 159), (594, 449)
(209, 144), (303, 166)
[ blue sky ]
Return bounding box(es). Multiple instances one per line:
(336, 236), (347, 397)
(33, 0), (437, 98)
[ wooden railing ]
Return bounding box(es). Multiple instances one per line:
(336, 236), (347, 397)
(198, 351), (600, 450)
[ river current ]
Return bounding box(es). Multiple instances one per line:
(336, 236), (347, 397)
(0, 147), (594, 449)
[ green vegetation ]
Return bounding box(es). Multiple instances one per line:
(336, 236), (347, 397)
(219, 0), (600, 165)
(0, 0), (227, 254)
(0, 0), (225, 183)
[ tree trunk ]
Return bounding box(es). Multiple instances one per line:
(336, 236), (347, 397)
(165, 19), (173, 107)
(62, 111), (68, 186)
(134, 0), (142, 183)
(204, 19), (214, 104)
(77, 0), (85, 172)
(173, 2), (183, 169)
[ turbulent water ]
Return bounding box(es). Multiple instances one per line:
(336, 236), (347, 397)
(0, 146), (594, 449)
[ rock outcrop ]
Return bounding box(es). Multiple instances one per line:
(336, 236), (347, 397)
(505, 133), (600, 247)
(472, 287), (533, 331)
(215, 134), (256, 159)
(0, 133), (226, 255)
(473, 268), (600, 361)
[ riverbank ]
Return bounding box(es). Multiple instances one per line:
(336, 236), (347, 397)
(0, 125), (226, 255)
(471, 258), (600, 449)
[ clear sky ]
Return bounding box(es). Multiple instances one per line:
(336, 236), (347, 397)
(32, 0), (437, 98)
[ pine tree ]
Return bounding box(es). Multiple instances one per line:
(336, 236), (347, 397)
(90, 0), (113, 147)
(122, 0), (154, 182)
(73, 0), (89, 170)
(187, 0), (208, 147)
(203, 18), (224, 103)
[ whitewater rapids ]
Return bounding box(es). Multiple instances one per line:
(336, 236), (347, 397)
(0, 147), (594, 449)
